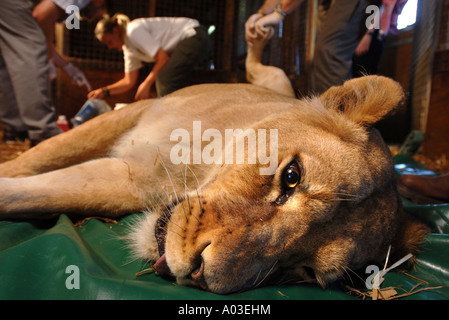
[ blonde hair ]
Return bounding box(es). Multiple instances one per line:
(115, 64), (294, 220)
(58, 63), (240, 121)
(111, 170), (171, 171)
(95, 13), (130, 41)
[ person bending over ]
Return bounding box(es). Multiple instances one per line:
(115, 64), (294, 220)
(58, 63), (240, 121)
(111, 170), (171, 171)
(88, 14), (211, 100)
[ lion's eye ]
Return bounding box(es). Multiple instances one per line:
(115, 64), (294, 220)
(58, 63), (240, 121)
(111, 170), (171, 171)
(272, 162), (301, 206)
(282, 162), (300, 190)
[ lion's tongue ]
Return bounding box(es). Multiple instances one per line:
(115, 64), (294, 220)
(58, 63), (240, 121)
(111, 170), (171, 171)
(153, 254), (174, 277)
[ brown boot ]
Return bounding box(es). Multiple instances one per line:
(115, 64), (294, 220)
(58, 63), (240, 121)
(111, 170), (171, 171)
(398, 174), (449, 204)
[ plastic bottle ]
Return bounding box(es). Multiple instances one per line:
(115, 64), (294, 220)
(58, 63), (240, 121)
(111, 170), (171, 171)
(56, 115), (69, 132)
(71, 99), (112, 127)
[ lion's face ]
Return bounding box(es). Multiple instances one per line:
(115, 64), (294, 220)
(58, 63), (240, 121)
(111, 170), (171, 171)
(130, 76), (429, 294)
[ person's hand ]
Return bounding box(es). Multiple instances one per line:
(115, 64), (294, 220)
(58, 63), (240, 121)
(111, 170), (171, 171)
(355, 33), (373, 56)
(245, 12), (263, 47)
(135, 81), (152, 100)
(87, 88), (104, 99)
(254, 11), (284, 38)
(63, 63), (92, 91)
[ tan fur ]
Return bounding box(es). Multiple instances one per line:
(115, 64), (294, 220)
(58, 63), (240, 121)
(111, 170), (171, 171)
(245, 28), (295, 98)
(0, 40), (429, 293)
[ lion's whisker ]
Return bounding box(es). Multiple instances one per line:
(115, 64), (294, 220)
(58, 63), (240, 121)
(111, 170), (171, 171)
(157, 148), (183, 212)
(187, 165), (205, 216)
(150, 191), (186, 233)
(166, 228), (183, 239)
(255, 260), (278, 288)
(252, 268), (263, 287)
(182, 165), (201, 223)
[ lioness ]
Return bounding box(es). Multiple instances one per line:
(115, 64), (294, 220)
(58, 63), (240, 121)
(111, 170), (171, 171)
(0, 38), (428, 294)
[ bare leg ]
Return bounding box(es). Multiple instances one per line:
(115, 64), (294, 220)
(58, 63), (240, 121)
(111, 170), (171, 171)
(0, 157), (148, 219)
(0, 100), (149, 177)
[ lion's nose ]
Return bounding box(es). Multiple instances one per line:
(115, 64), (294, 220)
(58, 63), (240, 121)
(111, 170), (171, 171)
(190, 256), (208, 290)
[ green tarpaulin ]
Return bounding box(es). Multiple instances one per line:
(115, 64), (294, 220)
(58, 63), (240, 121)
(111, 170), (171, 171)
(1, 154), (448, 300)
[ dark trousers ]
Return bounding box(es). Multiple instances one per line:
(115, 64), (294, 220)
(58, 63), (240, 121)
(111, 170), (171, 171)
(308, 0), (367, 94)
(0, 0), (62, 141)
(352, 29), (385, 77)
(156, 26), (211, 97)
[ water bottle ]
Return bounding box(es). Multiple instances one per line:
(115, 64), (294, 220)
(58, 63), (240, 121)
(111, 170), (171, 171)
(56, 115), (69, 132)
(71, 99), (112, 127)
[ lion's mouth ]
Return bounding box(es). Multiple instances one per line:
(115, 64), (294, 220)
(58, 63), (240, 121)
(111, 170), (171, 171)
(154, 210), (170, 257)
(153, 200), (180, 277)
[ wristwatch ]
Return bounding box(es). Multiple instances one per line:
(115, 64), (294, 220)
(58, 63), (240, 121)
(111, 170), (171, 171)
(274, 4), (287, 17)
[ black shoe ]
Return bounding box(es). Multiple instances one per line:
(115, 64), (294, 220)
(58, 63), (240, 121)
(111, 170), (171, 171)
(2, 127), (29, 142)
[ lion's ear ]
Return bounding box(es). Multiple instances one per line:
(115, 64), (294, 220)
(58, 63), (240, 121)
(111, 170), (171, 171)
(319, 76), (405, 126)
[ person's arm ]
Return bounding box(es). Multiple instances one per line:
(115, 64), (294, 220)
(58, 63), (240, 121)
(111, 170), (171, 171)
(278, 0), (304, 14)
(245, 0), (303, 45)
(245, 0), (278, 44)
(379, 0), (397, 36)
(88, 69), (139, 99)
(355, 0), (397, 56)
(134, 48), (169, 100)
(255, 0), (303, 35)
(50, 49), (91, 90)
(257, 0), (280, 15)
(33, 0), (91, 89)
(32, 0), (63, 60)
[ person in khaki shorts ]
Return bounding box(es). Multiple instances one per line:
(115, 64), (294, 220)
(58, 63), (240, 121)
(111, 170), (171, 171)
(88, 14), (211, 100)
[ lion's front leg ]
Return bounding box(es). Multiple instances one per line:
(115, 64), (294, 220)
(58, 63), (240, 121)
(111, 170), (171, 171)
(0, 101), (149, 178)
(245, 29), (295, 97)
(0, 157), (149, 219)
